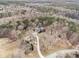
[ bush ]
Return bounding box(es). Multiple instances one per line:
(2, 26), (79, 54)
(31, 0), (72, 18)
(0, 24), (7, 28)
(16, 21), (21, 25)
(0, 21), (14, 29)
(22, 19), (29, 26)
(38, 16), (55, 26)
(68, 22), (77, 32)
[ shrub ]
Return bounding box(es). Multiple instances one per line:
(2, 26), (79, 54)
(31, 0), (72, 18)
(38, 16), (55, 26)
(68, 21), (77, 32)
(22, 19), (29, 26)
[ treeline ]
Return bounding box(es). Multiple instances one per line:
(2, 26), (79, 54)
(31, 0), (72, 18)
(35, 6), (79, 20)
(0, 9), (26, 18)
(0, 16), (79, 33)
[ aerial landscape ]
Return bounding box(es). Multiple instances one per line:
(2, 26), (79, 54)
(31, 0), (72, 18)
(0, 0), (79, 58)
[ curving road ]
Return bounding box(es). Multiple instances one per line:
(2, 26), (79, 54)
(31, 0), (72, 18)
(32, 32), (44, 58)
(32, 32), (79, 58)
(24, 31), (79, 58)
